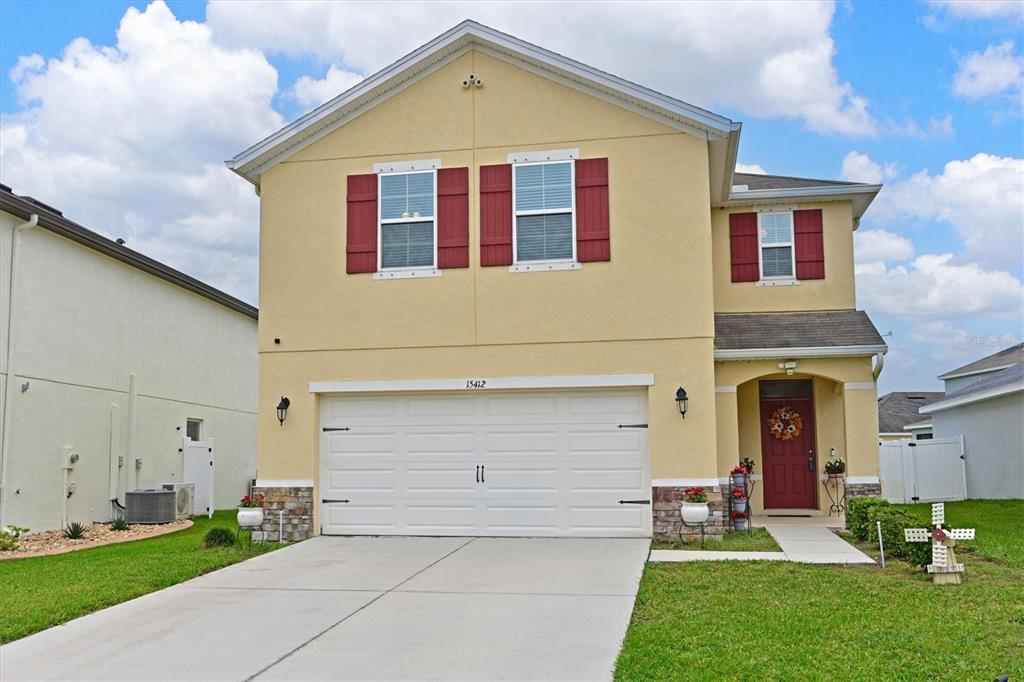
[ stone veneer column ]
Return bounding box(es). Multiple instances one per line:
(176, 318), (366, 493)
(253, 486), (314, 542)
(845, 481), (882, 499)
(652, 486), (728, 540)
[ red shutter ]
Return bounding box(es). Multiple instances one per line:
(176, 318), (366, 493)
(575, 158), (610, 262)
(729, 212), (759, 282)
(794, 209), (825, 280)
(480, 164), (513, 266)
(437, 167), (469, 268)
(346, 173), (377, 274)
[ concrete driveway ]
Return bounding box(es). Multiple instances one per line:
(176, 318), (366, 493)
(1, 536), (649, 681)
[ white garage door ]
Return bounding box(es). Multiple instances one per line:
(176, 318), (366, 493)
(320, 389), (651, 537)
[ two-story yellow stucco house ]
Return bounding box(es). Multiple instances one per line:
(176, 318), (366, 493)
(227, 21), (886, 541)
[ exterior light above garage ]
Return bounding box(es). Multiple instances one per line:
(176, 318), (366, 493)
(276, 396), (291, 425)
(675, 387), (688, 418)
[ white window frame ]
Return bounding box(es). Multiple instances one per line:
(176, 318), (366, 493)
(376, 168), (439, 276)
(756, 208), (797, 283)
(511, 159), (579, 271)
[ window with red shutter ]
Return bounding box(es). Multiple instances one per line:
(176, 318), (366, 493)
(480, 164), (513, 266)
(575, 158), (610, 262)
(794, 209), (825, 280)
(437, 167), (469, 268)
(346, 173), (378, 274)
(728, 212), (759, 282)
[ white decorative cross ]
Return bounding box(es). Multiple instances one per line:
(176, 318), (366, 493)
(904, 503), (976, 584)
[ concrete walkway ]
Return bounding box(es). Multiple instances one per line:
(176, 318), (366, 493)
(0, 536), (649, 681)
(649, 526), (874, 565)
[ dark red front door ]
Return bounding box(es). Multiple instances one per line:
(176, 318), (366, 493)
(760, 381), (817, 509)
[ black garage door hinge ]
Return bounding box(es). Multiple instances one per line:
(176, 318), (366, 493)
(322, 499), (350, 504)
(618, 499), (651, 505)
(617, 423), (648, 429)
(323, 427), (351, 432)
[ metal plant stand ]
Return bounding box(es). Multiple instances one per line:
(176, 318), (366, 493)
(823, 474), (847, 516)
(236, 524), (261, 549)
(727, 475), (756, 532)
(679, 520), (707, 549)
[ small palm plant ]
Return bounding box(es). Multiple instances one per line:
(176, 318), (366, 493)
(110, 516), (131, 531)
(63, 522), (87, 539)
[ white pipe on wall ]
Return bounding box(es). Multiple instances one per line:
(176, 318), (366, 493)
(0, 213), (39, 529)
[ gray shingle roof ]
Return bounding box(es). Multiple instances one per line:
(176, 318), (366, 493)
(924, 362), (1024, 413)
(732, 173), (867, 191)
(714, 310), (885, 350)
(877, 392), (943, 433)
(937, 343), (1024, 380)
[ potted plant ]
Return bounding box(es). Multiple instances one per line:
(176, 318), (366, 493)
(731, 487), (747, 514)
(732, 510), (748, 531)
(824, 459), (846, 477)
(730, 464), (748, 488)
(680, 486), (709, 524)
(237, 494), (265, 528)
(740, 457), (755, 475)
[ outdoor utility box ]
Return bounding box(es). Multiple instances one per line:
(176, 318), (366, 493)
(125, 488), (176, 524)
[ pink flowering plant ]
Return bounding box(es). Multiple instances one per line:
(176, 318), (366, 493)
(682, 486), (707, 503)
(238, 494), (264, 508)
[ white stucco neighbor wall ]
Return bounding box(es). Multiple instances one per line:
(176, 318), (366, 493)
(932, 392), (1024, 499)
(0, 209), (258, 531)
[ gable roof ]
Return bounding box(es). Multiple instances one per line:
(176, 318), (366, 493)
(921, 362), (1024, 414)
(721, 172), (881, 224)
(877, 391), (943, 433)
(937, 342), (1024, 380)
(714, 310), (887, 359)
(732, 173), (865, 191)
(0, 183), (257, 320)
(227, 20), (742, 202)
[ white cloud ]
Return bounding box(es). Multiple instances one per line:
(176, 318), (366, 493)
(208, 0), (879, 136)
(927, 0), (1024, 21)
(953, 41), (1024, 101)
(840, 151), (898, 184)
(853, 229), (914, 265)
(291, 65), (364, 108)
(0, 1), (283, 302)
(856, 253), (1024, 319)
(928, 114), (955, 137)
(867, 153), (1024, 271)
(735, 163), (767, 174)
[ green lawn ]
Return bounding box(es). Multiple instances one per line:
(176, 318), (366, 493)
(0, 511), (280, 644)
(652, 527), (780, 552)
(616, 500), (1024, 681)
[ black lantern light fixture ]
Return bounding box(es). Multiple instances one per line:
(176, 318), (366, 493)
(675, 387), (688, 418)
(276, 396), (291, 425)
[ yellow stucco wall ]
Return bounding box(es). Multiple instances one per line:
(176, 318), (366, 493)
(711, 202), (857, 313)
(257, 49), (718, 490)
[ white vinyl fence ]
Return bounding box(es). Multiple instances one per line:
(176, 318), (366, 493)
(879, 436), (967, 503)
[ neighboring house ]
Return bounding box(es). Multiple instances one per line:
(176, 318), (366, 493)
(0, 185), (258, 531)
(877, 392), (943, 441)
(227, 21), (886, 541)
(920, 344), (1024, 499)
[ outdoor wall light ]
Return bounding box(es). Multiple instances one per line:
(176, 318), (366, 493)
(276, 396), (291, 425)
(675, 387), (688, 418)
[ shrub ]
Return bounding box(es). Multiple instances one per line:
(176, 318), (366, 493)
(867, 506), (931, 567)
(204, 527), (236, 548)
(110, 516), (131, 531)
(846, 496), (889, 541)
(63, 522), (87, 539)
(0, 531), (19, 551)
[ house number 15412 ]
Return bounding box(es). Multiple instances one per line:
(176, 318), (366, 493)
(465, 379), (487, 389)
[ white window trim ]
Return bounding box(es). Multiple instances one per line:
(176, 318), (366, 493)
(511, 159), (579, 268)
(376, 168), (439, 275)
(756, 209), (795, 282)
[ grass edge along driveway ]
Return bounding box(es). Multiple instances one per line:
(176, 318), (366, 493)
(615, 500), (1024, 681)
(0, 511), (280, 644)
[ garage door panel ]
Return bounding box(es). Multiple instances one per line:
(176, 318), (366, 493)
(406, 396), (476, 417)
(329, 432), (398, 456)
(323, 503), (397, 531)
(326, 397), (396, 419)
(404, 504), (476, 531)
(569, 467), (646, 492)
(569, 505), (647, 531)
(325, 467), (396, 494)
(405, 467), (477, 493)
(406, 431), (477, 456)
(568, 393), (646, 417)
(484, 395), (559, 416)
(482, 504), (560, 533)
(568, 429), (643, 454)
(484, 430), (559, 455)
(482, 465), (560, 493)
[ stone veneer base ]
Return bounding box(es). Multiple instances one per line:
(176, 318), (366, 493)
(845, 482), (882, 499)
(653, 486), (729, 540)
(252, 486), (314, 542)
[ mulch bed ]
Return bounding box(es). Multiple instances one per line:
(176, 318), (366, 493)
(1, 520), (192, 560)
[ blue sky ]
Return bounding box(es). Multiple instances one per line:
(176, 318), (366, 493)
(1, 1), (1021, 392)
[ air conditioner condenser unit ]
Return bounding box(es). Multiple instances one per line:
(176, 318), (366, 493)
(162, 483), (196, 520)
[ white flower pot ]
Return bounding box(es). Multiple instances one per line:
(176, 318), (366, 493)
(237, 508), (264, 528)
(680, 502), (710, 524)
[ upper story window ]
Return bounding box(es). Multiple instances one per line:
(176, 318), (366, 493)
(758, 211), (794, 280)
(513, 160), (575, 263)
(379, 170), (436, 270)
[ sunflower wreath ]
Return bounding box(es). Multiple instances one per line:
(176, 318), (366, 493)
(767, 405), (804, 441)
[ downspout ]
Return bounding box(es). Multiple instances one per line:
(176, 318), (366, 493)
(872, 351), (885, 381)
(0, 213), (39, 529)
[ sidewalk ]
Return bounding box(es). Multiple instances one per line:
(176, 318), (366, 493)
(649, 525), (874, 565)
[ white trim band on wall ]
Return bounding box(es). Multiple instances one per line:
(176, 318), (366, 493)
(373, 159), (441, 173)
(843, 382), (876, 390)
(652, 478), (722, 487)
(255, 479), (314, 488)
(846, 476), (880, 485)
(310, 373), (656, 394)
(714, 386), (737, 393)
(506, 148), (579, 163)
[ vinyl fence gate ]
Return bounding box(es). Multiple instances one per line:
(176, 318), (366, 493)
(878, 436), (967, 504)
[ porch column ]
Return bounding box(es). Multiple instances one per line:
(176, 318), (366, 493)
(843, 384), (881, 497)
(715, 387), (740, 472)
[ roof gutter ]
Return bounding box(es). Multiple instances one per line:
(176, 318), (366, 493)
(1, 213), (38, 529)
(714, 344), (889, 361)
(919, 381), (1024, 414)
(937, 363), (1016, 381)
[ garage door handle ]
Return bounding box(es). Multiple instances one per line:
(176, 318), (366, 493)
(618, 500), (651, 505)
(480, 465), (485, 482)
(475, 465), (480, 483)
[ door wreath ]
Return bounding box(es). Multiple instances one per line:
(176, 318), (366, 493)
(767, 405), (804, 441)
